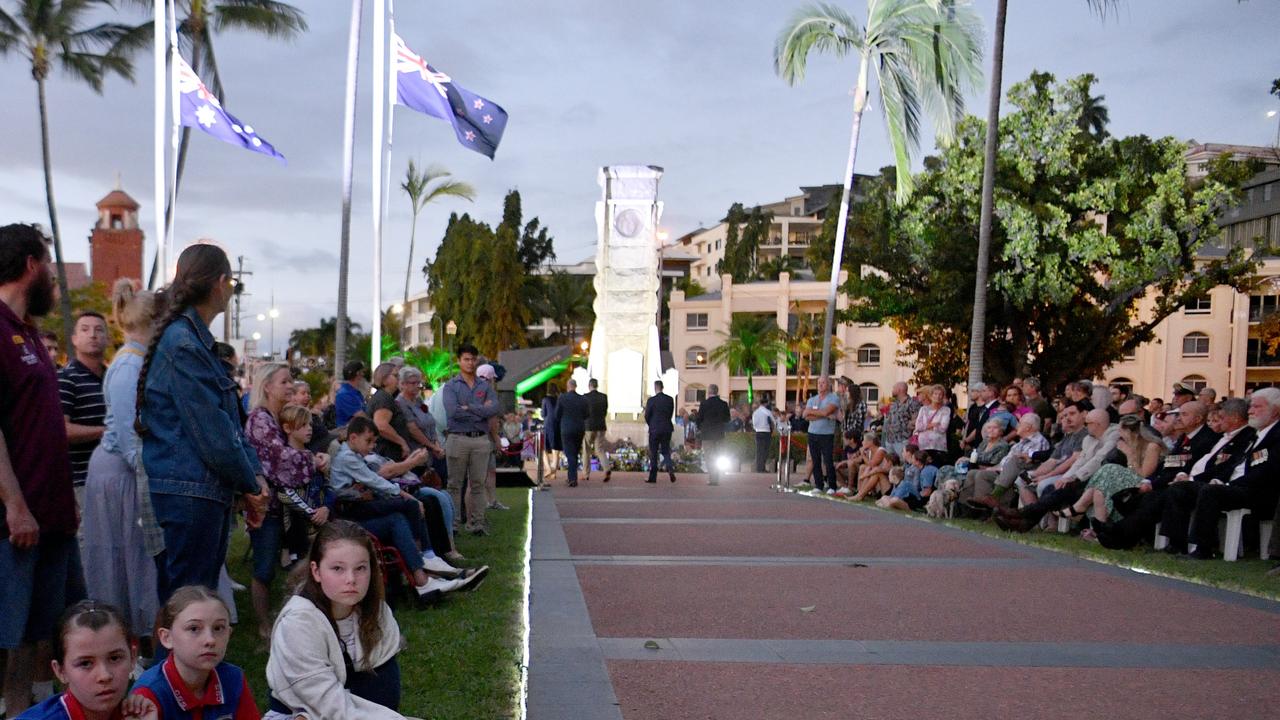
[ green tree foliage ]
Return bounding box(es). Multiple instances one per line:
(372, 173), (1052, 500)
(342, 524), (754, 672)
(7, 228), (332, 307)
(289, 316), (361, 361)
(427, 205), (531, 358)
(718, 204), (775, 283)
(499, 190), (556, 272)
(709, 314), (788, 404)
(841, 71), (1259, 390)
(533, 270), (594, 342)
(38, 281), (122, 360)
(676, 277), (707, 298)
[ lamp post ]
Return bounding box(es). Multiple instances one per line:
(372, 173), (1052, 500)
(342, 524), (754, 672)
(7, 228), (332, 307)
(1269, 109), (1279, 148)
(391, 303), (405, 348)
(268, 305), (279, 361)
(445, 320), (457, 352)
(252, 331), (262, 358)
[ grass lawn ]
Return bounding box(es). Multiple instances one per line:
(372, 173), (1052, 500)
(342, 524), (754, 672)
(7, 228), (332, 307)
(224, 487), (530, 720)
(792, 484), (1280, 601)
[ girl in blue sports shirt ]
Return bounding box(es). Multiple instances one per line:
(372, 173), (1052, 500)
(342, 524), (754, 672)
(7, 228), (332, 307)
(17, 601), (155, 720)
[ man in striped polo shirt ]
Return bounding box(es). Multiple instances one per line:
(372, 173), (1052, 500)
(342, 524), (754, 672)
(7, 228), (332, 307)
(58, 311), (108, 498)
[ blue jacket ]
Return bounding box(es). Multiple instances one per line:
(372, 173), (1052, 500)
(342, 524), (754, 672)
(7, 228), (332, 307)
(141, 307), (261, 504)
(645, 392), (675, 435)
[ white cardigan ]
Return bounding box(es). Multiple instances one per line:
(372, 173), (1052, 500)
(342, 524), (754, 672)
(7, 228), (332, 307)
(267, 594), (407, 720)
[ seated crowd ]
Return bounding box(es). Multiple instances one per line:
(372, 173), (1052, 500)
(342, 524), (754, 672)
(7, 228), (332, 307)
(0, 227), (512, 719)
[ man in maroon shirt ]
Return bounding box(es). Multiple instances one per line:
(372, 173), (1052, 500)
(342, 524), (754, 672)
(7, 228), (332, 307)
(0, 223), (83, 715)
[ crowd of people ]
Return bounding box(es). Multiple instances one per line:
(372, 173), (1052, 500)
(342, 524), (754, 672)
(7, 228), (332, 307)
(0, 225), (516, 720)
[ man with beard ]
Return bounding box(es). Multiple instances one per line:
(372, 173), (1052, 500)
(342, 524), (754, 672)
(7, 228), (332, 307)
(0, 224), (83, 716)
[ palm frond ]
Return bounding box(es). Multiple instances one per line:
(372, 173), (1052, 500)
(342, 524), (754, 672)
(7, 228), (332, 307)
(421, 179), (477, 207)
(213, 0), (308, 38)
(57, 48), (106, 91)
(0, 8), (25, 53)
(773, 2), (863, 85)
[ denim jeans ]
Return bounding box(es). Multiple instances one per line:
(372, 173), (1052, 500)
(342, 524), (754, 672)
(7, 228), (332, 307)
(808, 433), (836, 491)
(340, 496), (432, 554)
(354, 514), (424, 572)
(247, 513), (286, 583)
(151, 493), (230, 605)
(412, 486), (455, 542)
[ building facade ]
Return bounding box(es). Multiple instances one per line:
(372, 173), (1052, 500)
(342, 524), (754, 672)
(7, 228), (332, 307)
(89, 187), (144, 286)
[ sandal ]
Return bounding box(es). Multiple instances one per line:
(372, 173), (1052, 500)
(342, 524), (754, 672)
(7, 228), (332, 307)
(1058, 506), (1083, 520)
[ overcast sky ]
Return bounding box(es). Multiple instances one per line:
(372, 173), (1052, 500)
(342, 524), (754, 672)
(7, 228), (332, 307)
(2, 0), (1278, 353)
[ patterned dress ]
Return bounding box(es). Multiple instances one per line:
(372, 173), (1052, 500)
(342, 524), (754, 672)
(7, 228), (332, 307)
(1083, 442), (1161, 519)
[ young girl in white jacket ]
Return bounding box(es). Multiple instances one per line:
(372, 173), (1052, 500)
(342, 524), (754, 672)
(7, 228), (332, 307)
(264, 520), (422, 720)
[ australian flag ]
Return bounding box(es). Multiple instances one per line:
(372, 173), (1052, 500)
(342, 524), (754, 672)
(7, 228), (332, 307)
(393, 33), (508, 159)
(174, 54), (284, 162)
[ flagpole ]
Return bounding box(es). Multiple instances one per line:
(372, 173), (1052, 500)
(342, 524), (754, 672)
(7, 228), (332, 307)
(152, 0), (166, 289)
(384, 0), (397, 348)
(334, 0), (363, 376)
(370, 0), (386, 368)
(163, 0), (180, 282)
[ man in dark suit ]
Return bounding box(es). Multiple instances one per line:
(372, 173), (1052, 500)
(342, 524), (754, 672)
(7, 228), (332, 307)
(1158, 398), (1256, 555)
(696, 384), (731, 485)
(1184, 390), (1280, 559)
(557, 379), (590, 487)
(583, 378), (611, 482)
(1095, 401), (1219, 550)
(644, 380), (676, 483)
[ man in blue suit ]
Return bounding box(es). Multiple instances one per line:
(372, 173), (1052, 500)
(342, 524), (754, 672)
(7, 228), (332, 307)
(645, 380), (676, 483)
(557, 379), (590, 487)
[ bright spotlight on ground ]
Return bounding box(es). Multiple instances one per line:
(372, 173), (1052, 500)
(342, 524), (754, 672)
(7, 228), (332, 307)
(715, 455), (732, 472)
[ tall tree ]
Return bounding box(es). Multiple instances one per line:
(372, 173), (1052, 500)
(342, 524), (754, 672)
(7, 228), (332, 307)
(709, 314), (789, 404)
(476, 213), (528, 356)
(967, 0), (1120, 386)
(399, 159), (475, 343)
(775, 0), (983, 377)
(499, 189), (557, 272)
(785, 305), (844, 400)
(843, 72), (1259, 390)
(535, 270), (594, 341)
(0, 0), (147, 343)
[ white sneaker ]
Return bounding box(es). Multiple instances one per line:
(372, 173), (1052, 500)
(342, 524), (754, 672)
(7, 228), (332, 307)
(825, 488), (836, 496)
(422, 554), (460, 576)
(419, 575), (466, 594)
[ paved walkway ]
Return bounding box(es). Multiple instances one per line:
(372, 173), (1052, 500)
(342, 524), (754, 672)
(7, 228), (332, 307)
(526, 471), (1280, 719)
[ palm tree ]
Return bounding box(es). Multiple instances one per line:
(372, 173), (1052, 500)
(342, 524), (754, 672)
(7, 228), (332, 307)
(709, 314), (789, 404)
(758, 255), (801, 281)
(400, 160), (475, 344)
(785, 306), (845, 400)
(1077, 74), (1110, 141)
(535, 270), (595, 341)
(966, 0), (1119, 386)
(0, 1), (147, 343)
(775, 0), (983, 377)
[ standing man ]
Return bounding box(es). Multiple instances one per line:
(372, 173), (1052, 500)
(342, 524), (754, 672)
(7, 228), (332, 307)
(59, 311), (108, 501)
(752, 397), (775, 473)
(442, 343), (501, 536)
(583, 378), (612, 483)
(961, 382), (998, 451)
(1022, 377), (1055, 436)
(0, 224), (84, 716)
(803, 376), (841, 494)
(644, 380), (676, 484)
(882, 382), (920, 459)
(557, 379), (589, 488)
(696, 384), (731, 485)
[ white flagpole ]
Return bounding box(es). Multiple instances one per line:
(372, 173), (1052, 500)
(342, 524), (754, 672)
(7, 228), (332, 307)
(383, 0), (397, 347)
(164, 0), (180, 281)
(152, 0), (166, 288)
(334, 0), (363, 375)
(370, 0), (386, 368)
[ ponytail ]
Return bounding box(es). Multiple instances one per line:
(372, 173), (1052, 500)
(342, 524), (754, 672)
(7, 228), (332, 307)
(134, 243), (232, 436)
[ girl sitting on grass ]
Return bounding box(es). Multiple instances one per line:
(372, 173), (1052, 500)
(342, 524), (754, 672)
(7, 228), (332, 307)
(130, 586), (259, 719)
(19, 601), (156, 720)
(265, 520), (424, 720)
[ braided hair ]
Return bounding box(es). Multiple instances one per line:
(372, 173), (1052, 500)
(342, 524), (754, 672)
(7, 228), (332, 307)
(134, 244), (232, 436)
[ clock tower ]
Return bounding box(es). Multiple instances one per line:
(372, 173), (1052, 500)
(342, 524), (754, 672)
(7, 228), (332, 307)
(89, 183), (144, 286)
(583, 165), (673, 418)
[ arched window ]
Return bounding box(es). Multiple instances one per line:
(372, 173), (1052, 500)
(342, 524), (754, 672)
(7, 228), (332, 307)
(1109, 377), (1134, 396)
(1181, 332), (1209, 358)
(684, 384), (707, 403)
(857, 343), (881, 367)
(859, 382), (880, 405)
(685, 346), (708, 369)
(1181, 375), (1208, 393)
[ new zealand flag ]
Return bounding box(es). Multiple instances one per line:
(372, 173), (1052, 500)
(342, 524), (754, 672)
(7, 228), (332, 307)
(393, 33), (508, 159)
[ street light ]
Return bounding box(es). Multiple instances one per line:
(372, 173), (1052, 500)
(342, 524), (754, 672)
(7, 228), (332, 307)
(268, 306), (279, 361)
(445, 320), (457, 351)
(580, 339), (590, 353)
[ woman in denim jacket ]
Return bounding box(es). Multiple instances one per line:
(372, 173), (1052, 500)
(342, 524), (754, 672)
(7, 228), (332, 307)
(136, 243), (267, 603)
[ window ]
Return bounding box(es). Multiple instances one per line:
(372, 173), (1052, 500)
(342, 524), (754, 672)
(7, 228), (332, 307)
(684, 385), (707, 403)
(1121, 348), (1137, 362)
(1247, 338), (1280, 367)
(859, 382), (880, 405)
(857, 343), (881, 367)
(1181, 375), (1208, 393)
(110, 214), (123, 229)
(685, 346), (708, 369)
(686, 313), (708, 331)
(1109, 378), (1134, 396)
(1250, 294), (1280, 323)
(1181, 332), (1209, 358)
(715, 240), (721, 250)
(1184, 296), (1212, 314)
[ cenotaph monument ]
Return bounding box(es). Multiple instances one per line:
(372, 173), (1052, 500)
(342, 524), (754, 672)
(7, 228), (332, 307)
(574, 165), (678, 432)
